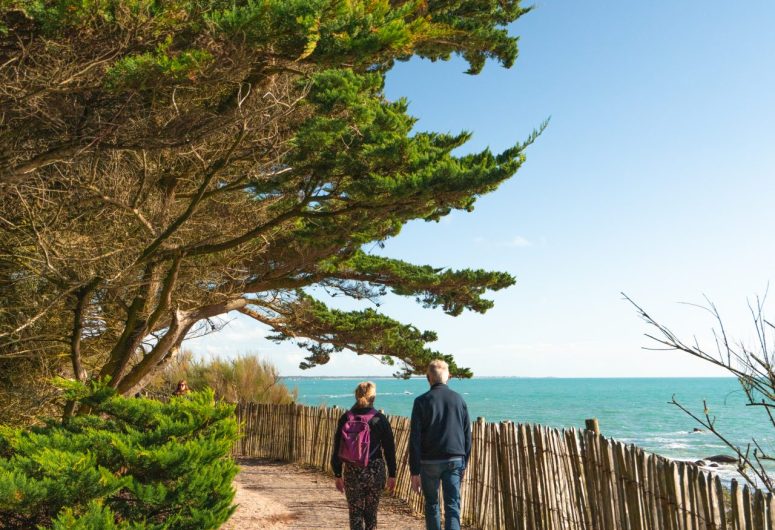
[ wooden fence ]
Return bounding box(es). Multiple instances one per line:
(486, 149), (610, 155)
(234, 402), (773, 530)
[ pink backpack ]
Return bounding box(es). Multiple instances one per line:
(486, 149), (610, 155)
(338, 409), (378, 467)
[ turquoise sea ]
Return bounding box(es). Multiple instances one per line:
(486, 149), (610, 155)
(285, 377), (769, 483)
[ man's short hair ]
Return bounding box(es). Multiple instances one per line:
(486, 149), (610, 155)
(427, 359), (450, 384)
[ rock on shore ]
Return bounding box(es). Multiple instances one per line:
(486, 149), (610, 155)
(704, 455), (738, 464)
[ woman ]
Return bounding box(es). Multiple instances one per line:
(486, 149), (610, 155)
(172, 379), (190, 396)
(332, 381), (397, 530)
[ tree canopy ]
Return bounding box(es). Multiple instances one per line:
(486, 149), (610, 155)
(0, 0), (537, 419)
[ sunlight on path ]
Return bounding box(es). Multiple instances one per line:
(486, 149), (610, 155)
(223, 458), (428, 529)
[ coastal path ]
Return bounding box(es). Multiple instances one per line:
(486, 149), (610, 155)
(223, 457), (469, 530)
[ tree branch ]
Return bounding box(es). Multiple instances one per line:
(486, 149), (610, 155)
(136, 126), (248, 263)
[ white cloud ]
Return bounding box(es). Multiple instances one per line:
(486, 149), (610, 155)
(182, 312), (270, 359)
(506, 235), (532, 248)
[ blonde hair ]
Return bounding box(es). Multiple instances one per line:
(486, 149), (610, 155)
(427, 359), (450, 384)
(354, 381), (376, 408)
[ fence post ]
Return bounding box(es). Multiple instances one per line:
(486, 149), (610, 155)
(585, 418), (600, 435)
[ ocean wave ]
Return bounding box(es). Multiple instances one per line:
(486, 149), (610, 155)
(640, 436), (691, 444)
(660, 430), (709, 435)
(661, 442), (690, 449)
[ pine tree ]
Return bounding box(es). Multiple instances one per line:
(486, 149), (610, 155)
(0, 1), (540, 419)
(0, 381), (238, 529)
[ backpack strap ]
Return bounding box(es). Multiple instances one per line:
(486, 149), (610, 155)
(350, 408), (378, 422)
(363, 409), (380, 429)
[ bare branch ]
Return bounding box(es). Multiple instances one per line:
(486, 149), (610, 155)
(628, 292), (775, 492)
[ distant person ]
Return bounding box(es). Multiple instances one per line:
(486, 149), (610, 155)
(172, 379), (190, 396)
(410, 359), (472, 530)
(332, 381), (397, 530)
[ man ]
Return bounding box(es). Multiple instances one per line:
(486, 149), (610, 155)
(409, 359), (472, 530)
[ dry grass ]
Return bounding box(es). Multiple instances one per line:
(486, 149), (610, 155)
(147, 350), (297, 404)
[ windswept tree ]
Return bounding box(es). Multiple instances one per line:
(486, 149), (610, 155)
(0, 0), (537, 420)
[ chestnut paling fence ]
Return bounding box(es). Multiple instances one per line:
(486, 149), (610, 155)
(233, 402), (773, 530)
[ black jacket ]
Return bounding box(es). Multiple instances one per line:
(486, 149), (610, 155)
(331, 407), (397, 478)
(409, 383), (471, 475)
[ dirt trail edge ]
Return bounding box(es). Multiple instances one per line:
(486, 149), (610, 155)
(223, 458), (430, 529)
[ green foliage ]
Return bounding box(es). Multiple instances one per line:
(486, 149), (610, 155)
(50, 501), (143, 530)
(268, 293), (468, 378)
(340, 251), (516, 315)
(6, 0), (526, 77)
(147, 350), (298, 404)
(0, 383), (238, 529)
(105, 39), (213, 90)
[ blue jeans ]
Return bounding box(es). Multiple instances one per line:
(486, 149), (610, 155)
(420, 459), (464, 530)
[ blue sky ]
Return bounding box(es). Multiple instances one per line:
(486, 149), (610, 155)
(187, 2), (775, 377)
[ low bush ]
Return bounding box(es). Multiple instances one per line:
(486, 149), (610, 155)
(149, 350), (297, 404)
(0, 381), (238, 529)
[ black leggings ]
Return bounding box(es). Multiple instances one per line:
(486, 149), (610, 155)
(343, 458), (387, 530)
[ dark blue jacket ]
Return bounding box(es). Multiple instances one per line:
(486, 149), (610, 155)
(409, 383), (472, 475)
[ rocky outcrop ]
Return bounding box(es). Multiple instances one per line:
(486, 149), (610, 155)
(704, 454), (738, 464)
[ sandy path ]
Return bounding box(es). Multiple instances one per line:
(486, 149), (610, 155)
(223, 458), (428, 529)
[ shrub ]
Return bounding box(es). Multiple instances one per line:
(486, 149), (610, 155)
(0, 381), (238, 529)
(149, 350), (298, 404)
